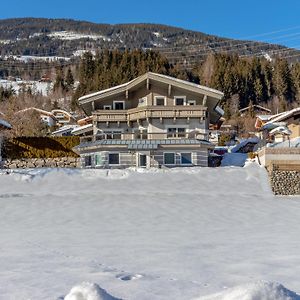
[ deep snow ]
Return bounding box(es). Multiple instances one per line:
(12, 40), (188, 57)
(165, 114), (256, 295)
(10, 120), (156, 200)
(0, 164), (300, 299)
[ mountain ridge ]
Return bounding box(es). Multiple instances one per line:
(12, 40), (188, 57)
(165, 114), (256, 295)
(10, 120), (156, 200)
(0, 17), (300, 66)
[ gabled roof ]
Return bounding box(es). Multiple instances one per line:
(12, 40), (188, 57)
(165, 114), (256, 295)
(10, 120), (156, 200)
(79, 72), (224, 104)
(239, 104), (271, 113)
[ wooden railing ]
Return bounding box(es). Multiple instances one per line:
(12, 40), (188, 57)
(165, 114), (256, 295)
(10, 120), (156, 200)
(80, 130), (209, 144)
(94, 105), (207, 122)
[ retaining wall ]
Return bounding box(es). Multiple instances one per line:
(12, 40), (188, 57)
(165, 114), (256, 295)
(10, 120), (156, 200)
(1, 157), (80, 169)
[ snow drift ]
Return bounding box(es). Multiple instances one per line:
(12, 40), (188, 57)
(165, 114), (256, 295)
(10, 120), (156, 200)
(64, 282), (121, 300)
(198, 281), (300, 300)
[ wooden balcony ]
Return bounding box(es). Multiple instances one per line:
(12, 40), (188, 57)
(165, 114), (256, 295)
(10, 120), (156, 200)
(94, 105), (207, 122)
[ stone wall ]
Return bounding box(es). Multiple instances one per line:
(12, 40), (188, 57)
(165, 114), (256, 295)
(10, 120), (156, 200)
(269, 170), (300, 195)
(1, 157), (80, 169)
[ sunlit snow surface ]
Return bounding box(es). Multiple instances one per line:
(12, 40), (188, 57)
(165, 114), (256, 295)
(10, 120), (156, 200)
(0, 164), (300, 299)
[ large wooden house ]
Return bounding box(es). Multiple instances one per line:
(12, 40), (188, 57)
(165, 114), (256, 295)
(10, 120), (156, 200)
(75, 72), (224, 168)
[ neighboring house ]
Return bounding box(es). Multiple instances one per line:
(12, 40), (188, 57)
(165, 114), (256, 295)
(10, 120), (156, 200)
(74, 72), (224, 168)
(51, 109), (77, 126)
(15, 107), (57, 126)
(239, 104), (271, 117)
(255, 107), (300, 142)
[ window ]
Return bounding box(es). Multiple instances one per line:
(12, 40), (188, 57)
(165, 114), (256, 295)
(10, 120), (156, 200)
(109, 153), (120, 165)
(187, 100), (196, 105)
(95, 154), (103, 166)
(155, 96), (165, 106)
(181, 153), (192, 165)
(103, 105), (111, 110)
(164, 152), (175, 165)
(167, 127), (186, 138)
(174, 96), (186, 106)
(85, 156), (92, 167)
(113, 101), (125, 110)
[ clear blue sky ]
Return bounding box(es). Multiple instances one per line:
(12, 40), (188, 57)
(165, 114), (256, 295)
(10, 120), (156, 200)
(1, 0), (300, 48)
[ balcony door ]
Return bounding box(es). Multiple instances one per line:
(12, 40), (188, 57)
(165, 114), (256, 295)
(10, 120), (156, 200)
(113, 101), (125, 110)
(136, 152), (149, 168)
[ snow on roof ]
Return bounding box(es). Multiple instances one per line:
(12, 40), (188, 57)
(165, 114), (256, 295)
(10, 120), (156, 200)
(265, 107), (300, 125)
(0, 118), (12, 129)
(51, 125), (79, 135)
(257, 114), (275, 121)
(269, 126), (292, 136)
(230, 137), (259, 153)
(71, 123), (93, 135)
(268, 137), (300, 148)
(79, 72), (224, 102)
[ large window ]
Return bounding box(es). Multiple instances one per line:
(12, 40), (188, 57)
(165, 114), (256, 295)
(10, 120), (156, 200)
(174, 96), (186, 106)
(155, 96), (166, 106)
(167, 127), (186, 138)
(109, 153), (120, 165)
(164, 152), (175, 165)
(181, 153), (192, 165)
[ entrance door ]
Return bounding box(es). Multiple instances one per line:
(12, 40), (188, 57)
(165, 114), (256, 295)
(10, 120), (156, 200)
(139, 154), (147, 167)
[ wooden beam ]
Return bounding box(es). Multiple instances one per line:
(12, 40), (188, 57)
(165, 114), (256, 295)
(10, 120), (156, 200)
(168, 84), (172, 96)
(126, 89), (129, 100)
(203, 95), (207, 106)
(92, 101), (95, 111)
(146, 78), (150, 90)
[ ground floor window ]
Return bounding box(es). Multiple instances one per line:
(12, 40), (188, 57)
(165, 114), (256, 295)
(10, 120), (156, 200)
(95, 154), (103, 166)
(164, 152), (175, 165)
(181, 152), (192, 165)
(109, 153), (120, 165)
(85, 155), (92, 167)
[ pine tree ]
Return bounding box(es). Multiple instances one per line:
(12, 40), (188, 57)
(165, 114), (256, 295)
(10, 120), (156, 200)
(65, 68), (74, 90)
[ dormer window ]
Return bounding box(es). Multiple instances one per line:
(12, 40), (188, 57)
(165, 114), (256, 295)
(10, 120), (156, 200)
(154, 96), (166, 106)
(174, 96), (186, 106)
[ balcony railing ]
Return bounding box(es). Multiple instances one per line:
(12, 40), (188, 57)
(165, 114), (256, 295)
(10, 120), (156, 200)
(94, 105), (206, 122)
(80, 131), (209, 144)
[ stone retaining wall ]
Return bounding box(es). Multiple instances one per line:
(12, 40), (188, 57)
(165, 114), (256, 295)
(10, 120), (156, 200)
(269, 170), (300, 195)
(1, 157), (80, 169)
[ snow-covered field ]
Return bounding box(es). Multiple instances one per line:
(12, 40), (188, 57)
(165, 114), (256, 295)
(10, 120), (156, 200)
(0, 164), (300, 299)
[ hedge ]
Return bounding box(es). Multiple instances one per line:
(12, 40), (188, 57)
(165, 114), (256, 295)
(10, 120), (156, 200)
(2, 136), (80, 159)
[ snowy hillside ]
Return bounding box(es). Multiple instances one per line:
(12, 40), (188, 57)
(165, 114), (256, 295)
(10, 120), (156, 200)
(0, 165), (300, 299)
